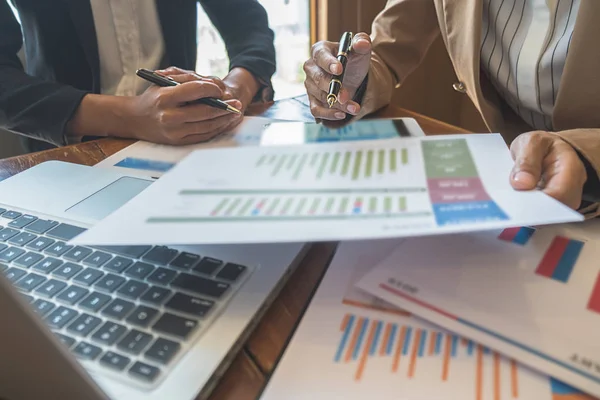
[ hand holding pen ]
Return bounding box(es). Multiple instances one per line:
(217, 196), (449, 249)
(303, 32), (373, 121)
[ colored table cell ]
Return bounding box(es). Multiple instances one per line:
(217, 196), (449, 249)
(432, 201), (509, 226)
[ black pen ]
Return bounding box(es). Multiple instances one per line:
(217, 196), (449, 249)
(135, 68), (242, 115)
(327, 32), (353, 108)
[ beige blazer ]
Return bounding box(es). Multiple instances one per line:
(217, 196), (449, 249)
(358, 0), (600, 216)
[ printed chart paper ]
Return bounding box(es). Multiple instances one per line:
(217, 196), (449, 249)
(73, 134), (582, 246)
(260, 240), (593, 400)
(356, 220), (600, 398)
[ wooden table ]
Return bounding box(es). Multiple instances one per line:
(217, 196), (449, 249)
(0, 103), (468, 400)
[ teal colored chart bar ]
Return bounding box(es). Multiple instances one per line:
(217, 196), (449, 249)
(295, 198), (307, 215)
(287, 154), (298, 170)
(310, 198), (321, 214)
(399, 196), (407, 211)
(266, 198), (281, 214)
(293, 154), (308, 180)
(310, 153), (320, 168)
(378, 150), (385, 174)
(390, 149), (397, 172)
(369, 197), (377, 213)
(338, 197), (349, 214)
(224, 198), (241, 215)
(281, 198), (294, 215)
(325, 197), (335, 213)
(384, 196), (392, 213)
(341, 151), (352, 176)
(401, 148), (408, 165)
(211, 198), (229, 216)
(366, 150), (374, 178)
(352, 151), (363, 180)
(238, 198), (254, 216)
(256, 155), (267, 167)
(272, 155), (288, 176)
(317, 153), (330, 179)
(331, 152), (341, 174)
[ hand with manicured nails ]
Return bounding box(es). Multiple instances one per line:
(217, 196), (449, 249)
(510, 131), (588, 210)
(303, 33), (372, 120)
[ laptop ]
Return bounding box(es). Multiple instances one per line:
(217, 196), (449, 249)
(0, 118), (425, 400)
(0, 161), (308, 400)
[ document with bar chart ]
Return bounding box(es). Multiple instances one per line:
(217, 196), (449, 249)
(260, 240), (592, 400)
(356, 220), (600, 398)
(73, 134), (582, 246)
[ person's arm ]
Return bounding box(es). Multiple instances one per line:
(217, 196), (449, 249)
(0, 0), (89, 146)
(352, 0), (441, 119)
(199, 0), (276, 104)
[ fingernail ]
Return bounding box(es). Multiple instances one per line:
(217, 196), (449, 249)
(335, 112), (346, 119)
(347, 105), (357, 114)
(513, 171), (528, 182)
(330, 63), (341, 74)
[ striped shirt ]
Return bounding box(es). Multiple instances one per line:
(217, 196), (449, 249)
(481, 0), (581, 130)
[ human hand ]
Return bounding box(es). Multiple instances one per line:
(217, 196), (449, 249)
(510, 131), (587, 210)
(303, 33), (372, 120)
(126, 75), (243, 145)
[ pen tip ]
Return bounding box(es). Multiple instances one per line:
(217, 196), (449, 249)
(228, 105), (242, 114)
(327, 97), (336, 108)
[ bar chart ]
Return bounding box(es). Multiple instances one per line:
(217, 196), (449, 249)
(254, 146), (413, 182)
(148, 188), (431, 224)
(535, 236), (585, 284)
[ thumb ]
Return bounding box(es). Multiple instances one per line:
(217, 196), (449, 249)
(509, 133), (551, 190)
(351, 32), (372, 56)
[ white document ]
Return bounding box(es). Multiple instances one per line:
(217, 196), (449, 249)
(72, 134), (583, 246)
(260, 240), (590, 400)
(356, 220), (600, 398)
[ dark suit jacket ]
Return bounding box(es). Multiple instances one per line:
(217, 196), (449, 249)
(0, 0), (276, 152)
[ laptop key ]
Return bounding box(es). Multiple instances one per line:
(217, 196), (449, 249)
(171, 273), (229, 299)
(56, 286), (89, 305)
(52, 262), (83, 280)
(140, 286), (172, 305)
(192, 257), (222, 276)
(102, 298), (135, 321)
(15, 273), (46, 292)
(170, 252), (200, 270)
(125, 262), (155, 280)
(82, 251), (111, 268)
(8, 215), (37, 229)
(8, 232), (37, 247)
(26, 237), (55, 252)
(116, 280), (148, 300)
(126, 306), (159, 328)
(0, 243), (6, 253)
(216, 263), (247, 282)
(44, 241), (73, 257)
(24, 219), (59, 234)
(67, 313), (103, 337)
(129, 361), (160, 382)
(32, 299), (56, 316)
(94, 273), (126, 293)
(0, 228), (19, 242)
(55, 333), (76, 349)
(165, 293), (214, 318)
(92, 321), (127, 345)
(145, 337), (181, 364)
(152, 313), (198, 340)
(95, 245), (151, 259)
(46, 223), (86, 241)
(79, 292), (112, 312)
(4, 267), (26, 283)
(73, 268), (104, 286)
(142, 246), (178, 266)
(73, 341), (102, 360)
(0, 247), (26, 262)
(35, 279), (68, 298)
(0, 208), (5, 215)
(118, 330), (153, 355)
(103, 256), (133, 273)
(63, 246), (93, 262)
(21, 294), (34, 303)
(0, 263), (7, 272)
(147, 267), (177, 286)
(100, 351), (131, 371)
(46, 306), (78, 329)
(1, 210), (22, 220)
(32, 257), (63, 274)
(13, 252), (44, 268)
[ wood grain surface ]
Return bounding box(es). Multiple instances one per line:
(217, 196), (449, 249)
(0, 102), (468, 400)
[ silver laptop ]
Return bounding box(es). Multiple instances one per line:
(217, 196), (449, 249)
(0, 161), (308, 400)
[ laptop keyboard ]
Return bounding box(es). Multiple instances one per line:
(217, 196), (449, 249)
(0, 208), (252, 387)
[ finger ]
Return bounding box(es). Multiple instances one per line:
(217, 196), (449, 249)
(174, 112), (243, 138)
(509, 132), (552, 190)
(540, 144), (587, 209)
(303, 61), (333, 93)
(160, 81), (224, 107)
(309, 94), (347, 121)
(351, 33), (373, 55)
(156, 66), (193, 76)
(164, 99), (242, 124)
(311, 41), (342, 75)
(167, 74), (204, 84)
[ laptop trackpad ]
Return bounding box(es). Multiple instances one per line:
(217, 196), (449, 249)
(65, 177), (152, 221)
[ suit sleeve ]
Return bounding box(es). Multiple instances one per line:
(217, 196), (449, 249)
(354, 0), (441, 119)
(552, 129), (600, 219)
(200, 0), (276, 101)
(0, 1), (89, 146)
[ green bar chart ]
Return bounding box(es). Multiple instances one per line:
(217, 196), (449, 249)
(253, 146), (412, 181)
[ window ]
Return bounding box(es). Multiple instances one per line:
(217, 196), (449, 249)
(196, 0), (310, 100)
